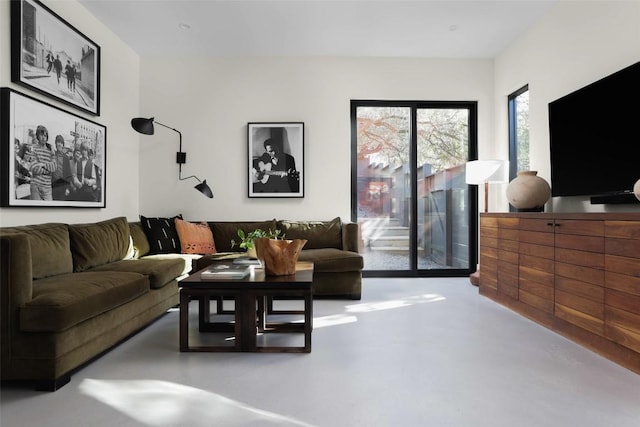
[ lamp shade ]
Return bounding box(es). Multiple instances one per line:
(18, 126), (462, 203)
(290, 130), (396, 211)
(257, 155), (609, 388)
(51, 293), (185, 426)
(465, 160), (509, 185)
(195, 180), (214, 198)
(131, 117), (155, 135)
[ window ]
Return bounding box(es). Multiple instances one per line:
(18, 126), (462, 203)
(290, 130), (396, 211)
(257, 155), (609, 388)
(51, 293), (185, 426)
(508, 85), (530, 180)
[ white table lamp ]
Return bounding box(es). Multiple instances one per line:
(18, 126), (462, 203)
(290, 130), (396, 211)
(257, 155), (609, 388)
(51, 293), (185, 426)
(465, 160), (509, 212)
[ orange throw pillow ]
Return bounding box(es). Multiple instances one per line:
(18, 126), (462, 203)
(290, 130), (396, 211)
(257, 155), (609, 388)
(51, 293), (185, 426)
(174, 219), (217, 254)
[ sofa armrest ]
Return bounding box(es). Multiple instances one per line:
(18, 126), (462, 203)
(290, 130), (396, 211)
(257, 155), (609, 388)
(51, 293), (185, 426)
(342, 222), (360, 253)
(1, 234), (34, 376)
(1, 234), (34, 306)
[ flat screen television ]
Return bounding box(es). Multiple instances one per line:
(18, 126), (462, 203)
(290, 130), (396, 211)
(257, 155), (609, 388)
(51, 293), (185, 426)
(548, 60), (640, 201)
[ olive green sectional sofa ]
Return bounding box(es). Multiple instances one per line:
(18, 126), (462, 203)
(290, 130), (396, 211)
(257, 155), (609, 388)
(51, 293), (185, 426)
(0, 217), (186, 391)
(127, 217), (363, 299)
(0, 216), (362, 391)
(202, 218), (363, 299)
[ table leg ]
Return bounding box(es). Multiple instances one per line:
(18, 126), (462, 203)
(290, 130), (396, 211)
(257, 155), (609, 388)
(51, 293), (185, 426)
(179, 290), (190, 352)
(198, 295), (211, 331)
(237, 291), (257, 351)
(304, 291), (312, 352)
(257, 295), (266, 332)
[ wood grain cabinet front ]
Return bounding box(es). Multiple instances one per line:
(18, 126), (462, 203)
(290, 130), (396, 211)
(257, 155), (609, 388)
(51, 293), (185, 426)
(552, 219), (605, 337)
(518, 218), (555, 317)
(479, 216), (519, 300)
(479, 213), (640, 374)
(604, 220), (640, 354)
(479, 216), (498, 295)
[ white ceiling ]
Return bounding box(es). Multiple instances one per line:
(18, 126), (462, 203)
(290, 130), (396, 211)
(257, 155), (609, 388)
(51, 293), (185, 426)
(79, 0), (557, 58)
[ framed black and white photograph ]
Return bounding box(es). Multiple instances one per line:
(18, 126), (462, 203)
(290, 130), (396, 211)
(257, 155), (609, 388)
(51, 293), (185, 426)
(1, 88), (106, 208)
(11, 0), (101, 116)
(248, 122), (304, 198)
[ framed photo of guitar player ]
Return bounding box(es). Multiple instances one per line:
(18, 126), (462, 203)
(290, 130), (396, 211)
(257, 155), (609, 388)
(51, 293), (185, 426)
(248, 122), (304, 198)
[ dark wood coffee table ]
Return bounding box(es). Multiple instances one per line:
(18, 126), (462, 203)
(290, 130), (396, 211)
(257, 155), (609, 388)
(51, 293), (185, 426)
(179, 261), (313, 353)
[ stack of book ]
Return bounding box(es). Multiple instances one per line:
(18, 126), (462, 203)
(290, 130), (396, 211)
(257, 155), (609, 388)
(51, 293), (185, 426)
(233, 257), (262, 266)
(200, 264), (251, 279)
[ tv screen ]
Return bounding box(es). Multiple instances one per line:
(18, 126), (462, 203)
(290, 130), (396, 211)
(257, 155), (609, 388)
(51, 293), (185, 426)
(548, 61), (640, 198)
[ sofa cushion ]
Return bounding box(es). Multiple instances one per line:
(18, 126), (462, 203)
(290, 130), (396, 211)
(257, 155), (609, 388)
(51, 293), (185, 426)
(174, 219), (217, 254)
(69, 217), (131, 272)
(140, 215), (183, 254)
(129, 222), (151, 258)
(141, 253), (201, 276)
(278, 217), (343, 250)
(90, 258), (187, 289)
(210, 220), (277, 252)
(298, 248), (363, 273)
(0, 223), (73, 279)
(20, 271), (149, 332)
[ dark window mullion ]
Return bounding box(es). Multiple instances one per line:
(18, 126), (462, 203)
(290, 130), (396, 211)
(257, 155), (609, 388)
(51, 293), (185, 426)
(409, 108), (418, 271)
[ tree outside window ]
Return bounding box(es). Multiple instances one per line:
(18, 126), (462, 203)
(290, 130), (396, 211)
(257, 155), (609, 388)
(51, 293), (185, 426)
(508, 86), (529, 178)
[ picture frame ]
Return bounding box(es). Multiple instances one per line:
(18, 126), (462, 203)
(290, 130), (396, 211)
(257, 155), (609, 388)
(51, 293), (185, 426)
(248, 122), (304, 198)
(1, 87), (106, 208)
(11, 0), (101, 116)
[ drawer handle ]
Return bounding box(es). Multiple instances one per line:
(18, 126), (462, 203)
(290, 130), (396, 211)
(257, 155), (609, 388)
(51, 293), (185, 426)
(546, 222), (560, 227)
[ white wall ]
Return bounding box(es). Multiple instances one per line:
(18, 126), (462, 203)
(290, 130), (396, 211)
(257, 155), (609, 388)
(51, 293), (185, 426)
(0, 0), (141, 227)
(138, 56), (494, 221)
(5, 1), (635, 228)
(494, 0), (640, 213)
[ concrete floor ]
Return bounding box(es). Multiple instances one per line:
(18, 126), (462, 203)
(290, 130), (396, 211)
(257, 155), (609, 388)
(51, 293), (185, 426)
(2, 277), (639, 427)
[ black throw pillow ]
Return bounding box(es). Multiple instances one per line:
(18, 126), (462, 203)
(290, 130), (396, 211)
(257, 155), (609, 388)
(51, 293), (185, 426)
(139, 214), (183, 254)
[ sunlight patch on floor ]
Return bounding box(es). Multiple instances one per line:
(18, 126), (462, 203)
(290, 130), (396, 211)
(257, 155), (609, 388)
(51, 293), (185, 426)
(79, 379), (316, 427)
(313, 314), (358, 328)
(344, 293), (446, 313)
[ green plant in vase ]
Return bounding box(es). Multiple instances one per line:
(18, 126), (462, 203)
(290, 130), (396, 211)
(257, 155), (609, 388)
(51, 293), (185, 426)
(231, 228), (284, 258)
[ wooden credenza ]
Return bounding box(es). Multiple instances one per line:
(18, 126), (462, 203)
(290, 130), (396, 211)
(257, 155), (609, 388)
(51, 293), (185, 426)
(479, 212), (640, 374)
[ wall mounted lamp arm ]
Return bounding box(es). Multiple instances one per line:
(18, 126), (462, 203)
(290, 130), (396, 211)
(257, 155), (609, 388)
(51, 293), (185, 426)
(150, 120), (186, 164)
(130, 117), (213, 198)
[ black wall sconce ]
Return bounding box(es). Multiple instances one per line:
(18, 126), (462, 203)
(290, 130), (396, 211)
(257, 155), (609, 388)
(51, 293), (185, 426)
(131, 117), (213, 198)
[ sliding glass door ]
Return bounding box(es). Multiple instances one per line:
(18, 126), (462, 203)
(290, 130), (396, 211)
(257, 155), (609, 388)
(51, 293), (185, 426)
(351, 101), (477, 277)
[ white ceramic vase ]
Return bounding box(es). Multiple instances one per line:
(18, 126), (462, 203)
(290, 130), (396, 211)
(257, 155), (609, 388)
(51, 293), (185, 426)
(506, 171), (551, 211)
(634, 178), (640, 201)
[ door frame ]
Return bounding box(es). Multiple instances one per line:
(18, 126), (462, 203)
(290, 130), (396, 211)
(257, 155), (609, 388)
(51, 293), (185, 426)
(350, 100), (478, 278)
